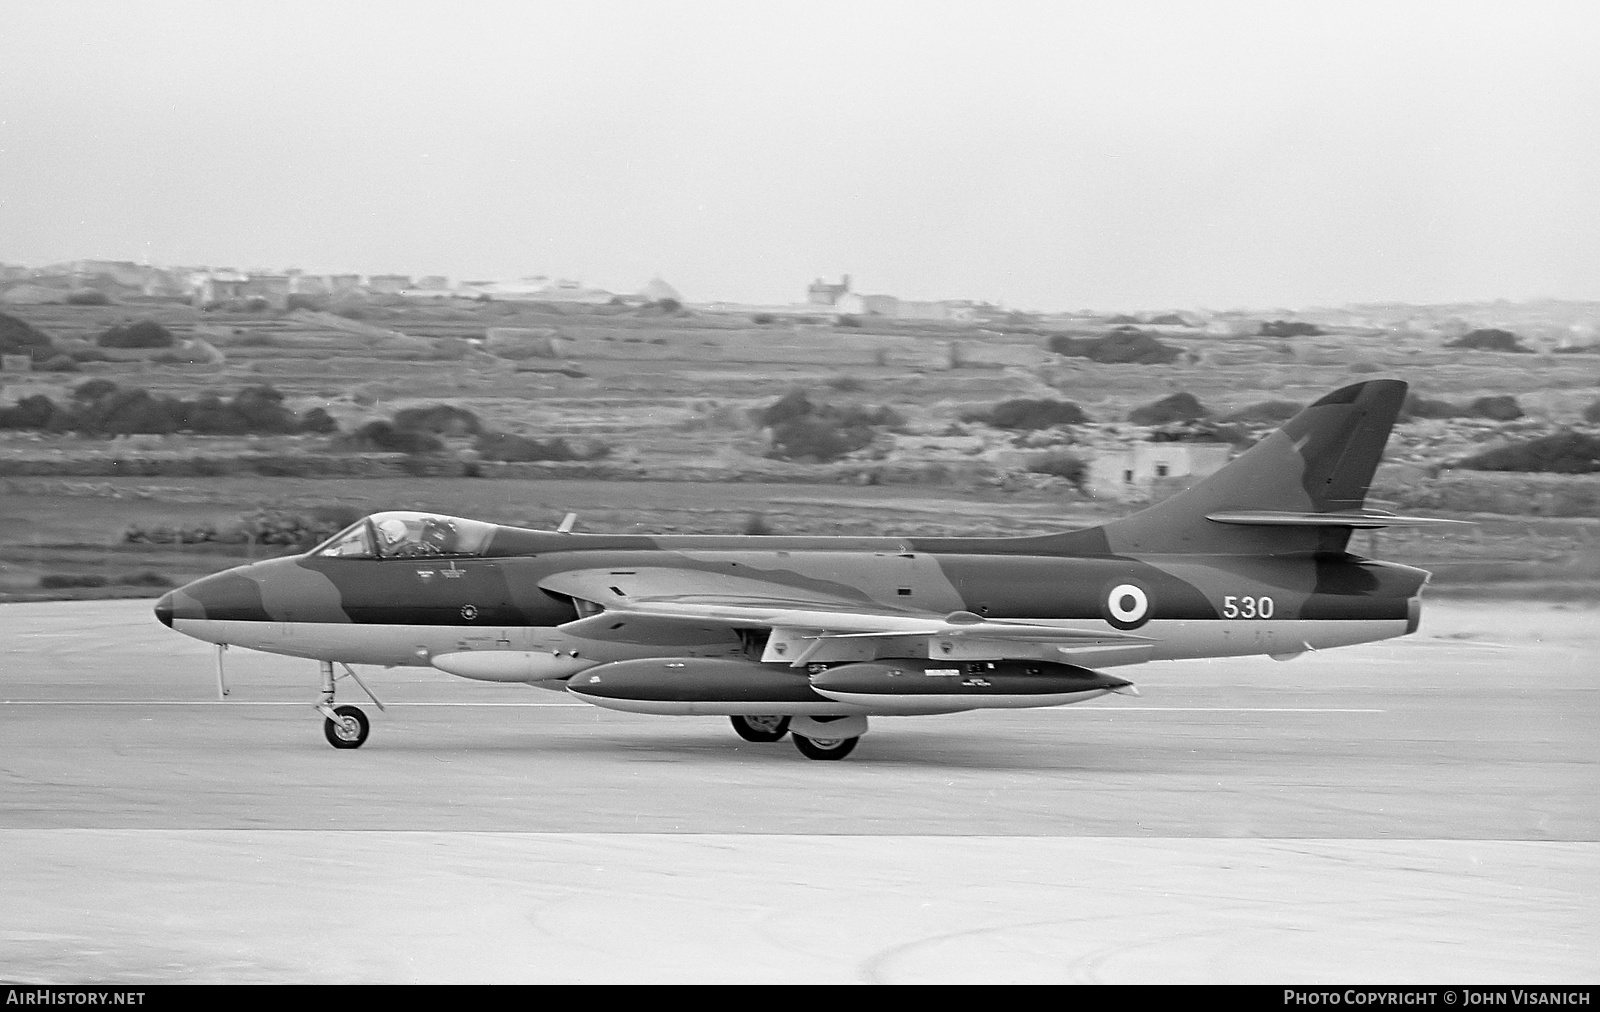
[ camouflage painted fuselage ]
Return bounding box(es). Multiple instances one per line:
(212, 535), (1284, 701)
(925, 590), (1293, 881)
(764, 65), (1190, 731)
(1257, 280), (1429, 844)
(155, 379), (1441, 721)
(157, 527), (1426, 669)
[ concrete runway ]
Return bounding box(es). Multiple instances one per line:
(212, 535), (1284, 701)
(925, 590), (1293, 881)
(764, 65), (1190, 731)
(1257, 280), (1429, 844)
(1, 598), (1595, 983)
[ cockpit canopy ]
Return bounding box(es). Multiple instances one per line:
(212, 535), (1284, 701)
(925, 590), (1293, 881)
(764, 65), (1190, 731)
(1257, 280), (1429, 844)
(315, 511), (499, 559)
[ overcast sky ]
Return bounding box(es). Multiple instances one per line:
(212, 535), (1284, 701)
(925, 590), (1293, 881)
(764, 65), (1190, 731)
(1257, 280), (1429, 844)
(1, 0), (1596, 311)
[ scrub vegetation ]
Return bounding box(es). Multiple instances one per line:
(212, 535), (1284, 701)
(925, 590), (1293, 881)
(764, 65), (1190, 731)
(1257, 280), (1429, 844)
(960, 398), (1090, 430)
(0, 381), (331, 436)
(1, 296), (1598, 601)
(1458, 431), (1600, 474)
(759, 389), (904, 463)
(1047, 329), (1182, 365)
(1128, 392), (1208, 425)
(96, 320), (176, 349)
(1402, 393), (1524, 422)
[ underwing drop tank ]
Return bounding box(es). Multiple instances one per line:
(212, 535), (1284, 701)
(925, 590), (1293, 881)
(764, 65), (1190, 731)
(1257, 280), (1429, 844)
(430, 651), (595, 683)
(565, 656), (1133, 716)
(810, 658), (1133, 714)
(566, 657), (859, 715)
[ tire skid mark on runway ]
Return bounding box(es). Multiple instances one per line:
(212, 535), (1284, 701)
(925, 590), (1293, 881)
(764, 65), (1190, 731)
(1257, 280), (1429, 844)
(859, 912), (1092, 984)
(2, 833), (1593, 982)
(852, 839), (1598, 984)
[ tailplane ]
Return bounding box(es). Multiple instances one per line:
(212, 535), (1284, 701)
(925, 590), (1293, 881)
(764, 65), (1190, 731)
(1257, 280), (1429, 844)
(1097, 378), (1422, 555)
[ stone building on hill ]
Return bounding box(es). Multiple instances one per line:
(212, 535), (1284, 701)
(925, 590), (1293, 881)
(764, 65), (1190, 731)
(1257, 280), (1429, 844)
(1086, 441), (1232, 502)
(807, 275), (851, 306)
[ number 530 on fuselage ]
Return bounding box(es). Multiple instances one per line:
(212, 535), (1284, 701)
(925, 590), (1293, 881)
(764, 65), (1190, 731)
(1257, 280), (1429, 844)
(155, 379), (1464, 760)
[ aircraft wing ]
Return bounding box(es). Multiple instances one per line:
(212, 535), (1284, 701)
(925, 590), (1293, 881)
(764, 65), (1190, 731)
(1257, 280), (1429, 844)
(542, 568), (1153, 667)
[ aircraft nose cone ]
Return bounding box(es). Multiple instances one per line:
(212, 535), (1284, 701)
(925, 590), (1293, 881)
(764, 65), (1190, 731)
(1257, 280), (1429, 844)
(154, 592), (174, 628)
(162, 571), (266, 623)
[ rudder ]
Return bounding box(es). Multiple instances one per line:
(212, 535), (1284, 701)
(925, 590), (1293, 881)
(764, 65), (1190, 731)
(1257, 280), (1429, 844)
(1096, 379), (1409, 556)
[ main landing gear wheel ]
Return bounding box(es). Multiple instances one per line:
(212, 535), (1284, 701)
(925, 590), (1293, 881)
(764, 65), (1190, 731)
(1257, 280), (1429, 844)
(792, 733), (859, 761)
(730, 715), (792, 742)
(323, 704), (369, 749)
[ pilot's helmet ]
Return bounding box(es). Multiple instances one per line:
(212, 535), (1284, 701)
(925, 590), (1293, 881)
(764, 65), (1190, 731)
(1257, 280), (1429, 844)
(420, 519), (456, 549)
(376, 518), (409, 546)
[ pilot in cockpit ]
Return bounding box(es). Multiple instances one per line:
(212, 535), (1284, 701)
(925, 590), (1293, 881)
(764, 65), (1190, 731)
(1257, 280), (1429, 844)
(417, 517), (458, 555)
(375, 517), (411, 556)
(375, 515), (459, 558)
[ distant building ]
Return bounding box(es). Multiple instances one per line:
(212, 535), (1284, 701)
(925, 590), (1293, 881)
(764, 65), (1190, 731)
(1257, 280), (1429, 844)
(1087, 442), (1232, 502)
(638, 276), (682, 303)
(366, 274), (413, 295)
(63, 259), (147, 288)
(472, 275), (615, 303)
(29, 259), (188, 299)
(240, 274), (291, 309)
(287, 271), (329, 295)
(190, 270), (249, 306)
(856, 293), (976, 321)
(807, 275), (851, 306)
(139, 268), (189, 299)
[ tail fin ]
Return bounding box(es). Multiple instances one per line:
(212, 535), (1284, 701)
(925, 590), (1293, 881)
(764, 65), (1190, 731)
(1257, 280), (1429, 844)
(1097, 379), (1408, 555)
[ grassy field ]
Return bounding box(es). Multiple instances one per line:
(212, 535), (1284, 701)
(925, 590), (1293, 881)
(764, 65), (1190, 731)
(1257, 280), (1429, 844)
(3, 473), (1596, 602)
(2, 298), (1597, 600)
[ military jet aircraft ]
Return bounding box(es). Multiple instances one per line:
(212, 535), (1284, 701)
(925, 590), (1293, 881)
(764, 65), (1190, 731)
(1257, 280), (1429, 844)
(155, 378), (1463, 759)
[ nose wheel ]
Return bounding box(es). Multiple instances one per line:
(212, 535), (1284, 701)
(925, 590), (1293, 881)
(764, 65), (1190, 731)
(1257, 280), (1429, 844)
(323, 705), (370, 749)
(315, 660), (385, 749)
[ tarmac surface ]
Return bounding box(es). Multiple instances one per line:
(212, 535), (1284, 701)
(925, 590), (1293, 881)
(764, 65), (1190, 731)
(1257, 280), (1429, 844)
(1, 598), (1595, 983)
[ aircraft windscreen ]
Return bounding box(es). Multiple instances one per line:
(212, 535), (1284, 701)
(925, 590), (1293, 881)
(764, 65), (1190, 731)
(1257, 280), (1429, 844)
(315, 512), (497, 559)
(317, 521), (374, 558)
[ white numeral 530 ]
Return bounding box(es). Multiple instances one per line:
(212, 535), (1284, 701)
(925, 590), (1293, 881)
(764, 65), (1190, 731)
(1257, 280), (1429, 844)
(1222, 595), (1275, 619)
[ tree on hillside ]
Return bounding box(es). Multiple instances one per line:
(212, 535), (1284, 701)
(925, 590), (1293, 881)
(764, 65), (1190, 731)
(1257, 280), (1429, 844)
(97, 320), (175, 349)
(961, 398), (1090, 430)
(1447, 328), (1531, 353)
(758, 389), (902, 462)
(0, 312), (57, 361)
(1047, 329), (1181, 365)
(392, 404), (483, 436)
(1459, 432), (1600, 473)
(1130, 392), (1209, 425)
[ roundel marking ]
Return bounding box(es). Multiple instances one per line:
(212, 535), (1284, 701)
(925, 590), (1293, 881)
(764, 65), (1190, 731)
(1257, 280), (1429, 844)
(461, 604), (479, 621)
(1103, 582), (1151, 630)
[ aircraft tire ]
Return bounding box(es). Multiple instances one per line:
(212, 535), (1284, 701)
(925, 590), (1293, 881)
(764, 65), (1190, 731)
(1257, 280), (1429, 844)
(730, 715), (791, 742)
(323, 705), (370, 749)
(792, 733), (858, 760)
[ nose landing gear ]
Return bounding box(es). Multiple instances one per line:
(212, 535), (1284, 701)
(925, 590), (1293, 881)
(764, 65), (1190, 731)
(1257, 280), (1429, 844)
(314, 660), (385, 749)
(323, 704), (370, 748)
